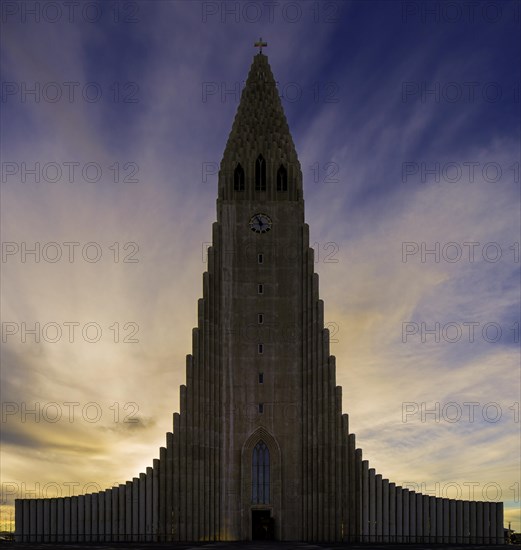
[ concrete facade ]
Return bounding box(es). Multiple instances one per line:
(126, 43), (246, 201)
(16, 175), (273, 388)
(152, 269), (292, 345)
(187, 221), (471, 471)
(15, 52), (504, 543)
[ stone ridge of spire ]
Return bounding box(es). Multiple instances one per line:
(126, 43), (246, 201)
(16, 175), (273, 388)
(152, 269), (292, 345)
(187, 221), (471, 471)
(221, 53), (300, 169)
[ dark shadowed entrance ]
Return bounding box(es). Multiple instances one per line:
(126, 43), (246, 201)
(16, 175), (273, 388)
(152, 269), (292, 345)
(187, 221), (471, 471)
(252, 509), (275, 540)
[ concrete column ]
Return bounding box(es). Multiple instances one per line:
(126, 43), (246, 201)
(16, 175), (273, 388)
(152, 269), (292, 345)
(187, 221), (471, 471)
(29, 499), (37, 542)
(112, 486), (119, 542)
(469, 500), (477, 543)
(489, 502), (497, 544)
(118, 484), (126, 541)
(449, 499), (457, 543)
(361, 460), (369, 542)
(476, 501), (483, 544)
(57, 498), (64, 542)
(173, 416), (181, 541)
(37, 499), (44, 542)
(15, 500), (24, 542)
(105, 489), (112, 542)
(98, 491), (105, 542)
(436, 497), (443, 542)
(483, 501), (490, 544)
(456, 499), (463, 543)
(63, 497), (70, 543)
(368, 468), (375, 542)
(126, 480), (133, 542)
(159, 448), (167, 541)
(463, 500), (470, 543)
(166, 433), (174, 542)
(408, 491), (416, 543)
(382, 479), (389, 542)
(389, 483), (396, 542)
(85, 494), (91, 542)
(78, 495), (85, 542)
(22, 500), (30, 543)
(396, 487), (403, 543)
(402, 489), (409, 542)
(50, 498), (57, 542)
(422, 495), (429, 543)
(442, 498), (450, 543)
(415, 493), (423, 542)
(146, 466), (153, 541)
(132, 478), (140, 542)
(153, 459), (160, 540)
(139, 473), (146, 541)
(429, 496), (436, 543)
(70, 496), (77, 542)
(354, 446), (362, 540)
(376, 474), (382, 542)
(495, 502), (504, 544)
(43, 498), (50, 542)
(91, 493), (98, 542)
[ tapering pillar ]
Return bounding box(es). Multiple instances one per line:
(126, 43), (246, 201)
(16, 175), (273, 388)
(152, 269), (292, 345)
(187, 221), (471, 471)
(139, 473), (146, 541)
(29, 498), (37, 542)
(361, 460), (369, 542)
(463, 500), (470, 543)
(43, 498), (50, 542)
(63, 497), (70, 543)
(118, 484), (126, 541)
(402, 489), (409, 542)
(91, 493), (98, 542)
(77, 495), (84, 542)
(389, 483), (396, 542)
(368, 468), (375, 542)
(126, 481), (133, 542)
(132, 478), (140, 542)
(456, 500), (463, 543)
(483, 501), (490, 544)
(396, 487), (402, 543)
(436, 497), (443, 542)
(408, 491), (416, 543)
(98, 491), (105, 542)
(105, 489), (112, 542)
(15, 500), (24, 542)
(489, 502), (497, 544)
(376, 474), (382, 542)
(111, 486), (119, 542)
(146, 466), (153, 541)
(22, 500), (29, 542)
(429, 496), (436, 543)
(70, 496), (77, 542)
(469, 500), (477, 543)
(422, 495), (429, 543)
(57, 497), (64, 542)
(495, 502), (504, 544)
(449, 499), (457, 543)
(85, 494), (91, 542)
(49, 498), (57, 542)
(442, 498), (450, 543)
(415, 493), (423, 542)
(476, 501), (483, 544)
(382, 479), (389, 542)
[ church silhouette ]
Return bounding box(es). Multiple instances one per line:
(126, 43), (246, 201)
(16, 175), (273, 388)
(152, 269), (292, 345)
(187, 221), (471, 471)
(15, 46), (504, 544)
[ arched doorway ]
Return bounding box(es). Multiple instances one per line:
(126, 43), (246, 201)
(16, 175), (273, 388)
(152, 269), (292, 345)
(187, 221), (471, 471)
(241, 428), (281, 540)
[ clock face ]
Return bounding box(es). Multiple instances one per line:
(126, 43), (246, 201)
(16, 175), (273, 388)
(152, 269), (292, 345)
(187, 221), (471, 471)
(249, 213), (272, 234)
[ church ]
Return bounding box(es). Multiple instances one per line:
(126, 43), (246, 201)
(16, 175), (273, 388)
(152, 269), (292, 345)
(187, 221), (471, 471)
(15, 46), (504, 544)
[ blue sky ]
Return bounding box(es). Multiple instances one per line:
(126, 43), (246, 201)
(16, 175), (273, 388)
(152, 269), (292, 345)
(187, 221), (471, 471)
(1, 0), (520, 533)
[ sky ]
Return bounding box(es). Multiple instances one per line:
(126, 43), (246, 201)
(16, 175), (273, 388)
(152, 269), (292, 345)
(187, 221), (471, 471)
(1, 0), (520, 535)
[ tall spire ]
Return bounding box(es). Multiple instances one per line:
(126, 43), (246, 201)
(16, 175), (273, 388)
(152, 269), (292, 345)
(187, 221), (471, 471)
(219, 52), (302, 201)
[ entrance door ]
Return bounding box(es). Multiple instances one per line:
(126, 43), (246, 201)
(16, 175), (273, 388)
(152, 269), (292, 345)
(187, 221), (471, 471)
(251, 509), (274, 540)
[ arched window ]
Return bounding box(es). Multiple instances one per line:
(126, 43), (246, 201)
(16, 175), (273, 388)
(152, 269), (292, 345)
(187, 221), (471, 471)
(276, 164), (287, 192)
(252, 440), (270, 504)
(255, 155), (266, 191)
(234, 163), (245, 191)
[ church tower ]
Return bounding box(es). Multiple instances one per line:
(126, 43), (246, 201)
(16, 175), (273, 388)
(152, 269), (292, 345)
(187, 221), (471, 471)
(15, 47), (505, 544)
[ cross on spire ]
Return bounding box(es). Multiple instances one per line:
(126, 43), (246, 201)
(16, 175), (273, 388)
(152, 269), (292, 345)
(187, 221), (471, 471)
(254, 37), (267, 53)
